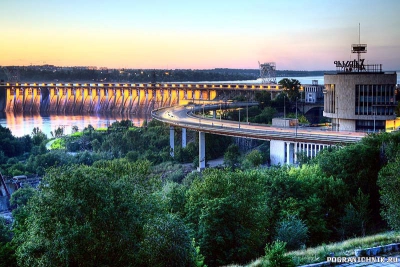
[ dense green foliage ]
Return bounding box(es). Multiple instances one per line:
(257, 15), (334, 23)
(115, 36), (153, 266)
(0, 125), (32, 159)
(278, 78), (301, 101)
(275, 215), (308, 250)
(0, 217), (17, 267)
(13, 160), (196, 267)
(2, 119), (400, 266)
(0, 67), (328, 83)
(223, 144), (241, 169)
(228, 86), (305, 125)
(242, 149), (264, 168)
(263, 241), (295, 267)
(378, 157), (400, 230)
(185, 169), (269, 266)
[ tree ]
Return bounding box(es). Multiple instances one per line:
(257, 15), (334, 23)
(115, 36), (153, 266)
(223, 144), (240, 169)
(274, 215), (308, 250)
(250, 107), (277, 124)
(315, 142), (381, 225)
(298, 115), (309, 124)
(0, 217), (17, 267)
(185, 169), (269, 266)
(0, 217), (11, 245)
(71, 125), (79, 133)
(140, 214), (194, 267)
(0, 125), (30, 158)
(340, 189), (371, 237)
(242, 149), (264, 168)
(278, 78), (301, 101)
(263, 241), (295, 267)
(266, 165), (347, 245)
(50, 126), (64, 138)
(377, 157), (400, 231)
(255, 91), (272, 109)
(14, 160), (195, 267)
(31, 127), (47, 146)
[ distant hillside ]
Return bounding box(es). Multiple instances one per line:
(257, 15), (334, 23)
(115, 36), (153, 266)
(0, 66), (334, 83)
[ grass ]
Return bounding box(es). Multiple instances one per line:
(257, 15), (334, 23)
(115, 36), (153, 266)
(50, 138), (66, 149)
(70, 131), (83, 137)
(289, 231), (400, 266)
(96, 127), (108, 131)
(48, 126), (139, 150)
(225, 231), (400, 267)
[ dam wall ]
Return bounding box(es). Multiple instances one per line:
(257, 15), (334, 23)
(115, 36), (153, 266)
(0, 82), (282, 114)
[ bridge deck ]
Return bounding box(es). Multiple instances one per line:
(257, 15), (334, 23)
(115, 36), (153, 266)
(1, 82), (284, 91)
(152, 104), (366, 145)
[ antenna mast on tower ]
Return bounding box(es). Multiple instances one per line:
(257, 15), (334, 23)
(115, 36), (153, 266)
(351, 23), (367, 72)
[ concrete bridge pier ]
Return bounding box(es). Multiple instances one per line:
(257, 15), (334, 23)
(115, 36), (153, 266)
(198, 131), (206, 171)
(170, 126), (174, 157)
(182, 128), (187, 148)
(270, 140), (285, 165)
(169, 127), (188, 157)
(286, 142), (294, 165)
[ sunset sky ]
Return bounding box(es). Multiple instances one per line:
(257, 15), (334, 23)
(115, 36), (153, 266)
(1, 0), (399, 70)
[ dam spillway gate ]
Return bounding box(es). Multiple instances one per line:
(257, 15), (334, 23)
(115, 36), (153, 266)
(0, 82), (283, 114)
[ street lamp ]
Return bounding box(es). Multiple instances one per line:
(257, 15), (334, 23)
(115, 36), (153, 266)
(246, 101), (249, 124)
(283, 94), (286, 127)
(295, 97), (298, 137)
(219, 101), (222, 121)
(239, 108), (241, 128)
(238, 108), (243, 129)
(336, 96), (339, 131)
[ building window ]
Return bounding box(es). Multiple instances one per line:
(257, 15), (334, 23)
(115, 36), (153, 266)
(324, 84), (335, 113)
(356, 119), (385, 131)
(355, 84), (395, 116)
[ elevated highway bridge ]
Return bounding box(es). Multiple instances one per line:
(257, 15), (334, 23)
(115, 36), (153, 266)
(152, 103), (366, 168)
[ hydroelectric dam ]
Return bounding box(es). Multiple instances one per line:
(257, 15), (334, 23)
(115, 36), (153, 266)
(0, 82), (283, 114)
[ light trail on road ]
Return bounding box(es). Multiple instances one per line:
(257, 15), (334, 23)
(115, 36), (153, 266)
(152, 104), (366, 145)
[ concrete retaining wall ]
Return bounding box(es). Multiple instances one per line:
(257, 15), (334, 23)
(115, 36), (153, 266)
(355, 243), (400, 257)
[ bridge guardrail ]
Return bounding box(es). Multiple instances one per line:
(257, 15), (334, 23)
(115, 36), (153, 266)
(151, 105), (364, 144)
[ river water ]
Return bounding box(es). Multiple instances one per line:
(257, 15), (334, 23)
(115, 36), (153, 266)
(1, 74), (399, 137)
(0, 113), (149, 137)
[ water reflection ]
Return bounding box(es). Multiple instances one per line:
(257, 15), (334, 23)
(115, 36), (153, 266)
(0, 112), (149, 137)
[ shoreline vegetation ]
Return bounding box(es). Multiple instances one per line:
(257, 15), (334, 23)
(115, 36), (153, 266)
(0, 67), (333, 83)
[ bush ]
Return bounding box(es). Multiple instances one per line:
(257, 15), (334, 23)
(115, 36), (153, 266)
(0, 217), (12, 243)
(242, 149), (264, 168)
(139, 214), (195, 267)
(223, 144), (240, 169)
(0, 217), (17, 267)
(340, 189), (370, 238)
(50, 138), (65, 150)
(275, 215), (308, 250)
(263, 241), (295, 267)
(66, 141), (80, 152)
(125, 151), (139, 162)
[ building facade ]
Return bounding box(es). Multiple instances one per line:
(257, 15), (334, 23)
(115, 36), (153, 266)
(323, 42), (397, 132)
(303, 80), (324, 104)
(323, 72), (397, 131)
